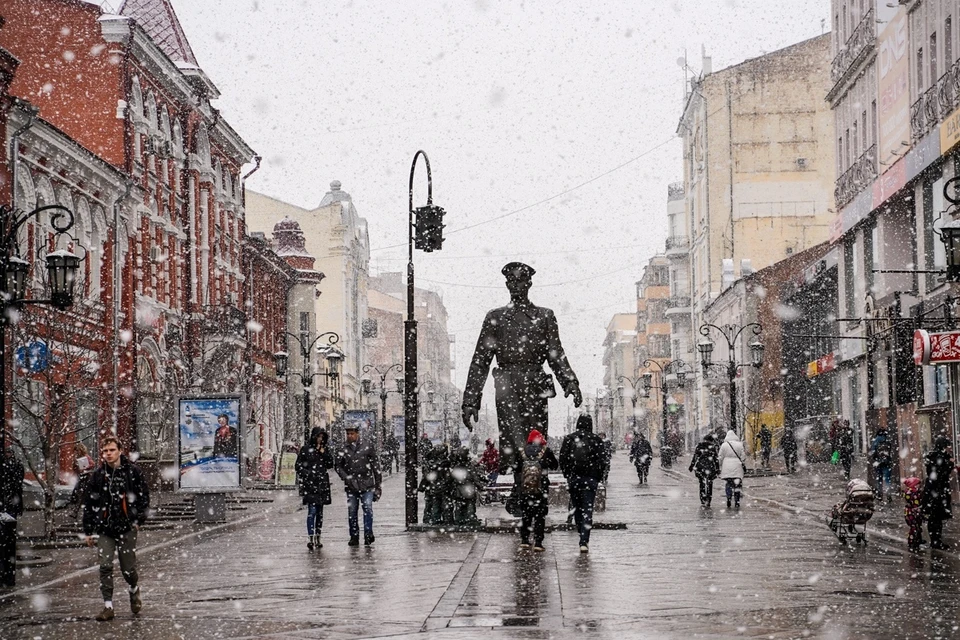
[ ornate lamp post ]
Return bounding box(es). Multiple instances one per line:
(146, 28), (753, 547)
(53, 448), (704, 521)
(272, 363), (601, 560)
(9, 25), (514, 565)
(0, 204), (81, 453)
(274, 331), (341, 444)
(697, 323), (763, 437)
(404, 150), (447, 526)
(361, 363), (403, 452)
(623, 359), (690, 447)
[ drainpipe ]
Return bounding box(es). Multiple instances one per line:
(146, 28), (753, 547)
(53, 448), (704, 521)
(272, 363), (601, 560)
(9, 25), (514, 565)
(112, 180), (133, 435)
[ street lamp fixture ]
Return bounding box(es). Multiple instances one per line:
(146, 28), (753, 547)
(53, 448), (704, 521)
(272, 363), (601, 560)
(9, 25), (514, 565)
(698, 322), (763, 437)
(274, 331), (341, 444)
(618, 359), (691, 443)
(0, 203), (82, 453)
(361, 363), (403, 452)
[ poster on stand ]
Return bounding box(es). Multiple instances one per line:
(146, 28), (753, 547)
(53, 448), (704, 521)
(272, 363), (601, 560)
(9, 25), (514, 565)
(177, 395), (243, 492)
(423, 420), (444, 445)
(391, 415), (405, 449)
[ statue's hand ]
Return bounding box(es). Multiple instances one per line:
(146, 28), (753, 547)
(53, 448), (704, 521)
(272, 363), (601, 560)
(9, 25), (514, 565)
(462, 406), (478, 432)
(567, 387), (583, 408)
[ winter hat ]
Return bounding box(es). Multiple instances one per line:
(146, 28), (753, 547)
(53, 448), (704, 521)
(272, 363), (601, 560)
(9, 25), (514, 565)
(527, 430), (546, 446)
(309, 427), (326, 445)
(576, 414), (593, 433)
(485, 439), (493, 446)
(903, 477), (922, 492)
(935, 435), (951, 452)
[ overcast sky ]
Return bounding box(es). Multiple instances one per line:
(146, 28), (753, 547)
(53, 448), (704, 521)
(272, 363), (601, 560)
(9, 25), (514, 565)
(168, 0), (831, 421)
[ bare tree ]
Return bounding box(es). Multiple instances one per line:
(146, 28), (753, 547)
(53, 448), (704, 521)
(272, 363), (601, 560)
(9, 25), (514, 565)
(8, 296), (105, 540)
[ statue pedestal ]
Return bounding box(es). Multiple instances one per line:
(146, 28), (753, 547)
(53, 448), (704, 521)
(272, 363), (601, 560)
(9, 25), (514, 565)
(195, 493), (227, 523)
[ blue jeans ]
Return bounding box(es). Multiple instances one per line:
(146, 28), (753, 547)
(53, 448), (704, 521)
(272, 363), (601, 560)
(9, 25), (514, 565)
(874, 464), (892, 499)
(346, 490), (375, 539)
(569, 476), (599, 546)
(306, 504), (324, 536)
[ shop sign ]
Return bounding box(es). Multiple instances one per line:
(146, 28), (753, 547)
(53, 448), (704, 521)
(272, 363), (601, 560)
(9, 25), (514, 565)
(913, 329), (960, 365)
(806, 353), (837, 378)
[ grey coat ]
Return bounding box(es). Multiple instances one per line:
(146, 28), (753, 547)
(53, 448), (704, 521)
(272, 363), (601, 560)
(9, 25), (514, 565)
(336, 440), (382, 494)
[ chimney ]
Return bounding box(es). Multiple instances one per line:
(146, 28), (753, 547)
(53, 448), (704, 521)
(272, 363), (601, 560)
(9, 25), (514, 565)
(702, 56), (712, 76)
(721, 259), (735, 291)
(740, 259), (754, 277)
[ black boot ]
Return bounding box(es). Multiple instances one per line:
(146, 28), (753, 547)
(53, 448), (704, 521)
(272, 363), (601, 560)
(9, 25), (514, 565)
(348, 536), (360, 547)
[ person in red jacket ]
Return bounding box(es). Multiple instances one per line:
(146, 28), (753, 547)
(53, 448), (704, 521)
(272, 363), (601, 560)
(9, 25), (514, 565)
(479, 439), (500, 485)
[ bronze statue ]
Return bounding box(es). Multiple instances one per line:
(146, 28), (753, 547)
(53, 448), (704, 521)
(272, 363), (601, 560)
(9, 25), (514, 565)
(461, 263), (582, 473)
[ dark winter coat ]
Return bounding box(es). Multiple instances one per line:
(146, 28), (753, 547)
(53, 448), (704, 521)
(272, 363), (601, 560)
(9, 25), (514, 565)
(336, 440), (382, 494)
(0, 455), (24, 518)
(689, 438), (720, 480)
(781, 429), (798, 455)
(559, 426), (606, 482)
(922, 445), (954, 522)
(296, 446), (334, 506)
(870, 431), (895, 468)
(758, 427), (772, 451)
(82, 455), (149, 537)
(448, 447), (483, 503)
(630, 437), (653, 467)
(418, 445), (449, 495)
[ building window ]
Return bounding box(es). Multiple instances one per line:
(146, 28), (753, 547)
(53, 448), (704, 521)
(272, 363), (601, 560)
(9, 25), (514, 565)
(871, 100), (877, 146)
(931, 32), (938, 84)
(924, 176), (947, 291)
(648, 335), (671, 358)
(852, 121), (859, 157)
(935, 365), (950, 403)
(299, 311), (310, 356)
(844, 237), (857, 317)
(918, 47), (924, 92)
(862, 110), (868, 149)
(863, 222), (876, 295)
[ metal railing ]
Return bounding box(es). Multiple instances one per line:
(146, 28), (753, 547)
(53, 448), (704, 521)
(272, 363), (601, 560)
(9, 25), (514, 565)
(667, 295), (691, 310)
(665, 235), (689, 251)
(834, 144), (877, 209)
(830, 8), (875, 87)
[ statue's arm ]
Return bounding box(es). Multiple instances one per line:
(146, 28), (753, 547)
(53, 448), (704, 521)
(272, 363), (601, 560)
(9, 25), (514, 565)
(545, 310), (581, 398)
(462, 313), (498, 410)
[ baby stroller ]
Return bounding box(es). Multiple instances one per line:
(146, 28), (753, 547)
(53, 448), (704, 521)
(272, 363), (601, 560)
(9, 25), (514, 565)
(827, 479), (875, 544)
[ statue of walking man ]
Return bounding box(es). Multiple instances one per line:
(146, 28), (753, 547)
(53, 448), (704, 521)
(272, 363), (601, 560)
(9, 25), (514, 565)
(461, 263), (582, 473)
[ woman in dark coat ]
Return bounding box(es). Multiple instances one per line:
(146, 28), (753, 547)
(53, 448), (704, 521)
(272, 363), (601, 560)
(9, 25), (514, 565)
(689, 433), (719, 507)
(923, 436), (955, 550)
(295, 428), (334, 550)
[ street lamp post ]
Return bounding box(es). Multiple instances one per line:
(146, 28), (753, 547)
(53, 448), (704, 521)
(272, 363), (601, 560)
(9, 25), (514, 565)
(697, 323), (764, 438)
(0, 204), (81, 454)
(361, 363), (403, 452)
(274, 331), (341, 444)
(404, 150), (447, 526)
(622, 359), (690, 447)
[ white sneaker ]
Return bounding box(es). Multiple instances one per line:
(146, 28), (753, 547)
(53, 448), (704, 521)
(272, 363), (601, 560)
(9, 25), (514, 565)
(579, 545), (589, 553)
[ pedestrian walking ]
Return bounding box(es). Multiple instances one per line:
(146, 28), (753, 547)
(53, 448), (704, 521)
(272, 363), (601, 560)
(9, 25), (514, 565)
(479, 438), (500, 486)
(869, 425), (895, 501)
(295, 428), (334, 550)
(559, 415), (607, 553)
(335, 424), (382, 547)
(922, 436), (954, 550)
(629, 430), (652, 484)
(835, 420), (855, 480)
(688, 433), (719, 507)
(717, 430), (746, 509)
(82, 436), (150, 621)
(757, 425), (772, 469)
(781, 424), (798, 474)
(0, 445), (24, 588)
(516, 429), (558, 552)
(903, 477), (924, 551)
(599, 432), (613, 484)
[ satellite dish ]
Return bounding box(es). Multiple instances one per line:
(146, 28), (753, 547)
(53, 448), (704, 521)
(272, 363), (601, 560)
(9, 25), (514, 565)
(676, 57), (686, 67)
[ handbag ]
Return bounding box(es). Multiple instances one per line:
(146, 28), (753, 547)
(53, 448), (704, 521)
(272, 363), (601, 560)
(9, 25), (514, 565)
(831, 450), (840, 465)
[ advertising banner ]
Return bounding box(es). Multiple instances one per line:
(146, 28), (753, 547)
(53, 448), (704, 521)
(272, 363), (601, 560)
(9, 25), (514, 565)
(391, 415), (405, 449)
(343, 410), (377, 444)
(914, 329), (960, 365)
(423, 420), (444, 445)
(877, 6), (909, 170)
(177, 395), (243, 492)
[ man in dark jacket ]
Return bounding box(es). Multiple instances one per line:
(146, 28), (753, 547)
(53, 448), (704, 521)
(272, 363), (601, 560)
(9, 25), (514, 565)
(629, 431), (653, 484)
(689, 433), (719, 507)
(923, 436), (955, 550)
(296, 428), (334, 550)
(781, 425), (798, 474)
(757, 425), (772, 469)
(0, 446), (24, 588)
(870, 425), (895, 501)
(83, 436), (149, 621)
(559, 415), (607, 552)
(336, 425), (382, 546)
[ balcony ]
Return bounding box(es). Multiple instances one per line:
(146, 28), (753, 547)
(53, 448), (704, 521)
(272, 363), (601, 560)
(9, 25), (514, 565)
(829, 8), (875, 95)
(665, 235), (689, 257)
(665, 295), (691, 318)
(834, 144), (877, 209)
(912, 61), (960, 142)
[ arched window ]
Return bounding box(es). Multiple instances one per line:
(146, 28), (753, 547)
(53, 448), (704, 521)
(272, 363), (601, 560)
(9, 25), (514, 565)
(195, 124), (211, 167)
(172, 119), (183, 157)
(15, 165), (36, 211)
(145, 90), (158, 132)
(130, 76), (143, 123)
(212, 158), (222, 193)
(90, 205), (106, 300)
(74, 197), (94, 299)
(160, 108), (171, 142)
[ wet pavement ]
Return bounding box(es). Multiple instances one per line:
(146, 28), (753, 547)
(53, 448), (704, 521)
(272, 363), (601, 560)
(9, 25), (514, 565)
(1, 453), (959, 639)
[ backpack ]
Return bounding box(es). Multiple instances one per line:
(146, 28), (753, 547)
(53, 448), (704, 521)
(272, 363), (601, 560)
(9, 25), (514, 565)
(519, 454), (543, 495)
(570, 437), (591, 473)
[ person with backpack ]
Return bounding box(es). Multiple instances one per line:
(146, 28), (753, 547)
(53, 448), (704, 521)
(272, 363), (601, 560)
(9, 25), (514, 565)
(688, 433), (720, 507)
(295, 428), (334, 550)
(629, 431), (653, 484)
(559, 415), (607, 553)
(83, 436), (150, 621)
(516, 429), (558, 552)
(870, 425), (895, 501)
(717, 430), (746, 509)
